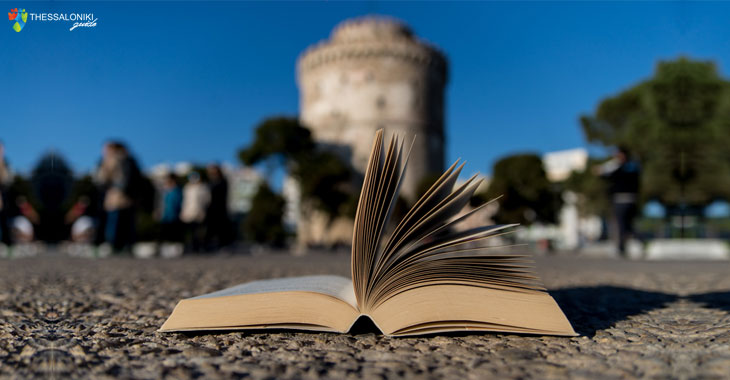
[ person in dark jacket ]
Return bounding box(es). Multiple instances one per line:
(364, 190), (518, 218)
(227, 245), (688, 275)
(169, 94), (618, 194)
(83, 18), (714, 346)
(159, 173), (183, 243)
(204, 164), (231, 251)
(597, 147), (641, 256)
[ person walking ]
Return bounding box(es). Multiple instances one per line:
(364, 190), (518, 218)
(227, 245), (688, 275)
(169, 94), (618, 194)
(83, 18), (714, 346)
(204, 164), (231, 251)
(596, 147), (641, 257)
(180, 172), (210, 253)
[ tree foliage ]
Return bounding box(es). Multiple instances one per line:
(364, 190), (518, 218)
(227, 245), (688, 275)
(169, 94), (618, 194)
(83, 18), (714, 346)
(31, 153), (73, 242)
(580, 57), (730, 206)
(485, 154), (561, 225)
(239, 117), (355, 219)
(291, 150), (353, 217)
(238, 117), (315, 168)
(243, 183), (287, 247)
(563, 159), (610, 217)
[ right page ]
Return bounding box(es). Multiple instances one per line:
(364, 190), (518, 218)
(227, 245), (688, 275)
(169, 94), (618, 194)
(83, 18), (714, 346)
(370, 284), (576, 337)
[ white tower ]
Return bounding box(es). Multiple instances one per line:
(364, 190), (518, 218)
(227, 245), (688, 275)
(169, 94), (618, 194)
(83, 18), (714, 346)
(297, 16), (448, 200)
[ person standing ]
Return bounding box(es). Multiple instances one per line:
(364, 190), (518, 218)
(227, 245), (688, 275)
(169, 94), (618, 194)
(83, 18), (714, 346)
(93, 144), (111, 247)
(180, 172), (210, 253)
(204, 164), (231, 251)
(0, 142), (12, 246)
(597, 147), (641, 257)
(159, 173), (183, 243)
(95, 142), (141, 252)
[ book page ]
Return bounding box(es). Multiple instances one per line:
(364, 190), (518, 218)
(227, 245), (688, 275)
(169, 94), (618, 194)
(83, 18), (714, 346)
(191, 275), (357, 309)
(371, 284), (576, 336)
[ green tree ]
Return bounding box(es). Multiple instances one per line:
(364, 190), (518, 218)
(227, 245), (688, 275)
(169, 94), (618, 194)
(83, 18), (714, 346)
(239, 117), (355, 219)
(580, 57), (730, 206)
(292, 150), (353, 217)
(485, 154), (561, 225)
(243, 183), (287, 247)
(563, 159), (610, 217)
(238, 117), (315, 176)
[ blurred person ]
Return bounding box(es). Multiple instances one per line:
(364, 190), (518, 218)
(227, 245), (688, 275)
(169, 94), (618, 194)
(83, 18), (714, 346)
(204, 164), (231, 251)
(65, 196), (95, 243)
(65, 196), (91, 225)
(0, 142), (12, 246)
(180, 172), (210, 252)
(93, 143), (112, 246)
(596, 147), (641, 257)
(15, 196), (39, 225)
(71, 216), (95, 243)
(159, 173), (183, 243)
(11, 215), (34, 243)
(96, 141), (142, 252)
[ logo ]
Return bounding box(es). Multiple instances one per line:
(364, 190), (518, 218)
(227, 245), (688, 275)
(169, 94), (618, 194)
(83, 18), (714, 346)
(8, 8), (27, 32)
(8, 9), (98, 32)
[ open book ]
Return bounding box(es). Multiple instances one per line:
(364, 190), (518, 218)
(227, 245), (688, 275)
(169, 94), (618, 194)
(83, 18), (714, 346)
(160, 130), (576, 337)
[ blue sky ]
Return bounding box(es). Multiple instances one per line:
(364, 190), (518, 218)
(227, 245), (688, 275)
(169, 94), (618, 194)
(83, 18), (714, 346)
(2, 1), (730, 176)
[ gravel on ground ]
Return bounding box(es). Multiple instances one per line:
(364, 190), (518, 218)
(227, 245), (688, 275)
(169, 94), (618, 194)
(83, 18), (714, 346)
(1, 253), (729, 379)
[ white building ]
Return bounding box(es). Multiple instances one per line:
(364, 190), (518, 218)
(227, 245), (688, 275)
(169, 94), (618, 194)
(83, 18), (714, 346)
(541, 148), (598, 251)
(542, 148), (588, 182)
(282, 175), (301, 231)
(226, 167), (263, 214)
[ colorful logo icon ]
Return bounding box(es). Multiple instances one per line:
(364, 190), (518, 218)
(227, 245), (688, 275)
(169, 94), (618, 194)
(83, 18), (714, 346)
(8, 8), (27, 32)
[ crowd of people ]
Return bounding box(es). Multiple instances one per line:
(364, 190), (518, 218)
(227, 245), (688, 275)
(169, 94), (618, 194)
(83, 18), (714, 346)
(0, 139), (645, 257)
(156, 164), (233, 253)
(0, 140), (233, 255)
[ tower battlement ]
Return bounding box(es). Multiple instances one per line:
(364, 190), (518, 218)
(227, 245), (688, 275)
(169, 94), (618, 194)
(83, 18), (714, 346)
(297, 15), (449, 202)
(298, 17), (447, 85)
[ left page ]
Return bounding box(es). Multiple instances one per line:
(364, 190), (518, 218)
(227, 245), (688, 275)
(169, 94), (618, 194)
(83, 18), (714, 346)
(160, 275), (360, 333)
(191, 275), (358, 308)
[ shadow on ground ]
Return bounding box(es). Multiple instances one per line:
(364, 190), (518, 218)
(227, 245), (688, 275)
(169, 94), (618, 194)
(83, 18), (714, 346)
(689, 291), (730, 312)
(551, 286), (677, 337)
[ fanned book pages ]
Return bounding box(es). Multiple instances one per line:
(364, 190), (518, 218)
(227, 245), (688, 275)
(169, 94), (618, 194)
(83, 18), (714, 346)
(160, 130), (576, 337)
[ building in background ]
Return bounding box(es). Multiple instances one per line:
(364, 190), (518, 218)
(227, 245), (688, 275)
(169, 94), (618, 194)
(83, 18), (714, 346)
(540, 148), (600, 251)
(281, 175), (300, 231)
(542, 148), (588, 182)
(226, 167), (263, 215)
(297, 16), (449, 201)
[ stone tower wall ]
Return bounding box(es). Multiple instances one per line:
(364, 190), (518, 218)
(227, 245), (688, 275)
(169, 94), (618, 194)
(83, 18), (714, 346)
(297, 17), (448, 201)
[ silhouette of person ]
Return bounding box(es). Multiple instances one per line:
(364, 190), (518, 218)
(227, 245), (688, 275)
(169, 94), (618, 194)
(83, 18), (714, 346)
(204, 164), (231, 251)
(0, 142), (12, 246)
(180, 172), (210, 253)
(597, 147), (641, 256)
(95, 141), (142, 252)
(159, 173), (183, 243)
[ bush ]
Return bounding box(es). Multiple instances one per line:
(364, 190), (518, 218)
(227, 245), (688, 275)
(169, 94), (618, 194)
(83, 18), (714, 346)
(486, 154), (561, 225)
(243, 183), (287, 247)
